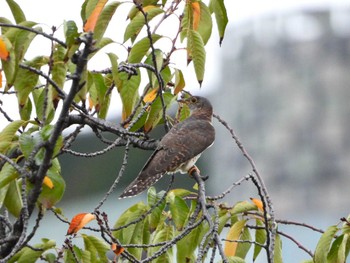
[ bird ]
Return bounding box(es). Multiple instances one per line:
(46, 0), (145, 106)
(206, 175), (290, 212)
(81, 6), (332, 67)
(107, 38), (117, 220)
(119, 95), (215, 198)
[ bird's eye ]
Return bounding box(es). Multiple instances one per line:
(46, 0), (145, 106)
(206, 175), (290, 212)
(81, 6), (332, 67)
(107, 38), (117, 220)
(190, 97), (197, 103)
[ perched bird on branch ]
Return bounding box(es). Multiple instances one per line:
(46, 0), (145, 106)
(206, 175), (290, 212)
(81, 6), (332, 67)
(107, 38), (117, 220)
(119, 95), (215, 198)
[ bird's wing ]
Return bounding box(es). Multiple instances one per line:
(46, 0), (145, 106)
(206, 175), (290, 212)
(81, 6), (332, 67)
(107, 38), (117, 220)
(119, 119), (215, 198)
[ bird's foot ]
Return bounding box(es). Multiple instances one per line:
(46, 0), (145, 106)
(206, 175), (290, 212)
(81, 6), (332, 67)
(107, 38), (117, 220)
(188, 166), (209, 180)
(188, 165), (200, 177)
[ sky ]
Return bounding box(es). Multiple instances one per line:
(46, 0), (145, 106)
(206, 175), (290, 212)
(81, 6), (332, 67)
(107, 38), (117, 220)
(1, 0), (350, 129)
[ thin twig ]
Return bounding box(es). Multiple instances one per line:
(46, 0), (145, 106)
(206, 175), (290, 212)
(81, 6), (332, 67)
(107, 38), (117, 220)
(190, 169), (227, 263)
(94, 140), (130, 211)
(0, 23), (67, 47)
(213, 113), (276, 262)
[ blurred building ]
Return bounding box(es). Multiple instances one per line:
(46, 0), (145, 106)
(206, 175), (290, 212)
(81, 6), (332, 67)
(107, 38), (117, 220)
(208, 7), (350, 220)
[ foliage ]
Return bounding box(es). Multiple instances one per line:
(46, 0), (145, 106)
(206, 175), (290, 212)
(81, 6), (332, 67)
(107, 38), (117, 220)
(0, 0), (349, 262)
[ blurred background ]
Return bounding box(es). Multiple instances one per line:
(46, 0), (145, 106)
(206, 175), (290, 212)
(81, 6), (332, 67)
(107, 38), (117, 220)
(2, 0), (350, 262)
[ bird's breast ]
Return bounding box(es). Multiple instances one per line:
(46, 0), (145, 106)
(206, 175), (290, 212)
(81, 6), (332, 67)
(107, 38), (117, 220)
(174, 154), (202, 174)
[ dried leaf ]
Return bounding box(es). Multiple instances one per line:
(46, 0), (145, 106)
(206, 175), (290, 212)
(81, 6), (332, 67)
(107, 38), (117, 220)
(67, 213), (96, 235)
(84, 0), (108, 32)
(250, 197), (264, 212)
(0, 36), (10, 61)
(111, 243), (124, 256)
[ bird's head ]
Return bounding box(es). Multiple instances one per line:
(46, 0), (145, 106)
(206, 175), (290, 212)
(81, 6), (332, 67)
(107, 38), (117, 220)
(178, 96), (213, 118)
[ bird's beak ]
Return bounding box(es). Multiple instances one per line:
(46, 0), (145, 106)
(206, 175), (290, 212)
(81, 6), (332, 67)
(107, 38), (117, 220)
(177, 97), (189, 104)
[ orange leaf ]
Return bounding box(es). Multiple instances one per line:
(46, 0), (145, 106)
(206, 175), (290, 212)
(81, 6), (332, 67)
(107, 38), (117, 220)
(251, 197), (264, 212)
(83, 0), (108, 32)
(43, 176), (54, 189)
(0, 36), (10, 61)
(191, 2), (200, 31)
(111, 243), (124, 256)
(67, 213), (96, 235)
(143, 88), (158, 103)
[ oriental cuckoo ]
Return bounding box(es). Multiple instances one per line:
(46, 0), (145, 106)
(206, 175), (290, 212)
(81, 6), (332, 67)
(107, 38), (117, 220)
(120, 96), (215, 198)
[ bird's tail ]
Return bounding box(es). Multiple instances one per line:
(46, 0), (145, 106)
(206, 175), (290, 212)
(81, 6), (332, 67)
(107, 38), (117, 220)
(119, 172), (164, 198)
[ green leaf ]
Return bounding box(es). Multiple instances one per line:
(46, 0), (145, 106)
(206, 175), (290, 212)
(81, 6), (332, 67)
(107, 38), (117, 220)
(9, 239), (55, 263)
(128, 34), (162, 63)
(230, 201), (258, 215)
(113, 202), (148, 243)
(0, 162), (19, 189)
(14, 56), (49, 107)
(327, 234), (348, 263)
(149, 225), (174, 262)
(94, 37), (114, 52)
(124, 6), (163, 43)
(64, 20), (79, 47)
(38, 159), (65, 208)
(99, 75), (113, 119)
(107, 53), (120, 89)
(235, 226), (251, 258)
(64, 245), (85, 263)
(166, 189), (195, 200)
(187, 29), (206, 85)
(5, 22), (41, 86)
(19, 97), (32, 121)
(0, 120), (25, 153)
(168, 194), (189, 231)
(273, 234), (283, 263)
(0, 17), (13, 34)
(89, 72), (110, 119)
(94, 1), (122, 42)
(113, 202), (148, 259)
(52, 44), (67, 88)
(209, 0), (228, 45)
(315, 225), (338, 263)
(4, 180), (22, 217)
(196, 2), (213, 45)
(82, 234), (109, 262)
(224, 256), (246, 263)
(253, 219), (266, 261)
(5, 0), (26, 24)
(108, 52), (141, 121)
(180, 2), (191, 43)
(342, 214), (350, 235)
(120, 71), (141, 121)
(32, 83), (55, 123)
(19, 132), (38, 159)
(144, 49), (164, 88)
(176, 221), (203, 262)
(147, 187), (166, 232)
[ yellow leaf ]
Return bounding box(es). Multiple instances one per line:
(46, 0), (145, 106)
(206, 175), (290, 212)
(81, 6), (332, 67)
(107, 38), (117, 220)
(192, 2), (200, 31)
(67, 213), (96, 235)
(0, 36), (10, 61)
(143, 88), (158, 103)
(251, 197), (264, 212)
(224, 220), (246, 256)
(84, 0), (108, 32)
(43, 176), (54, 189)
